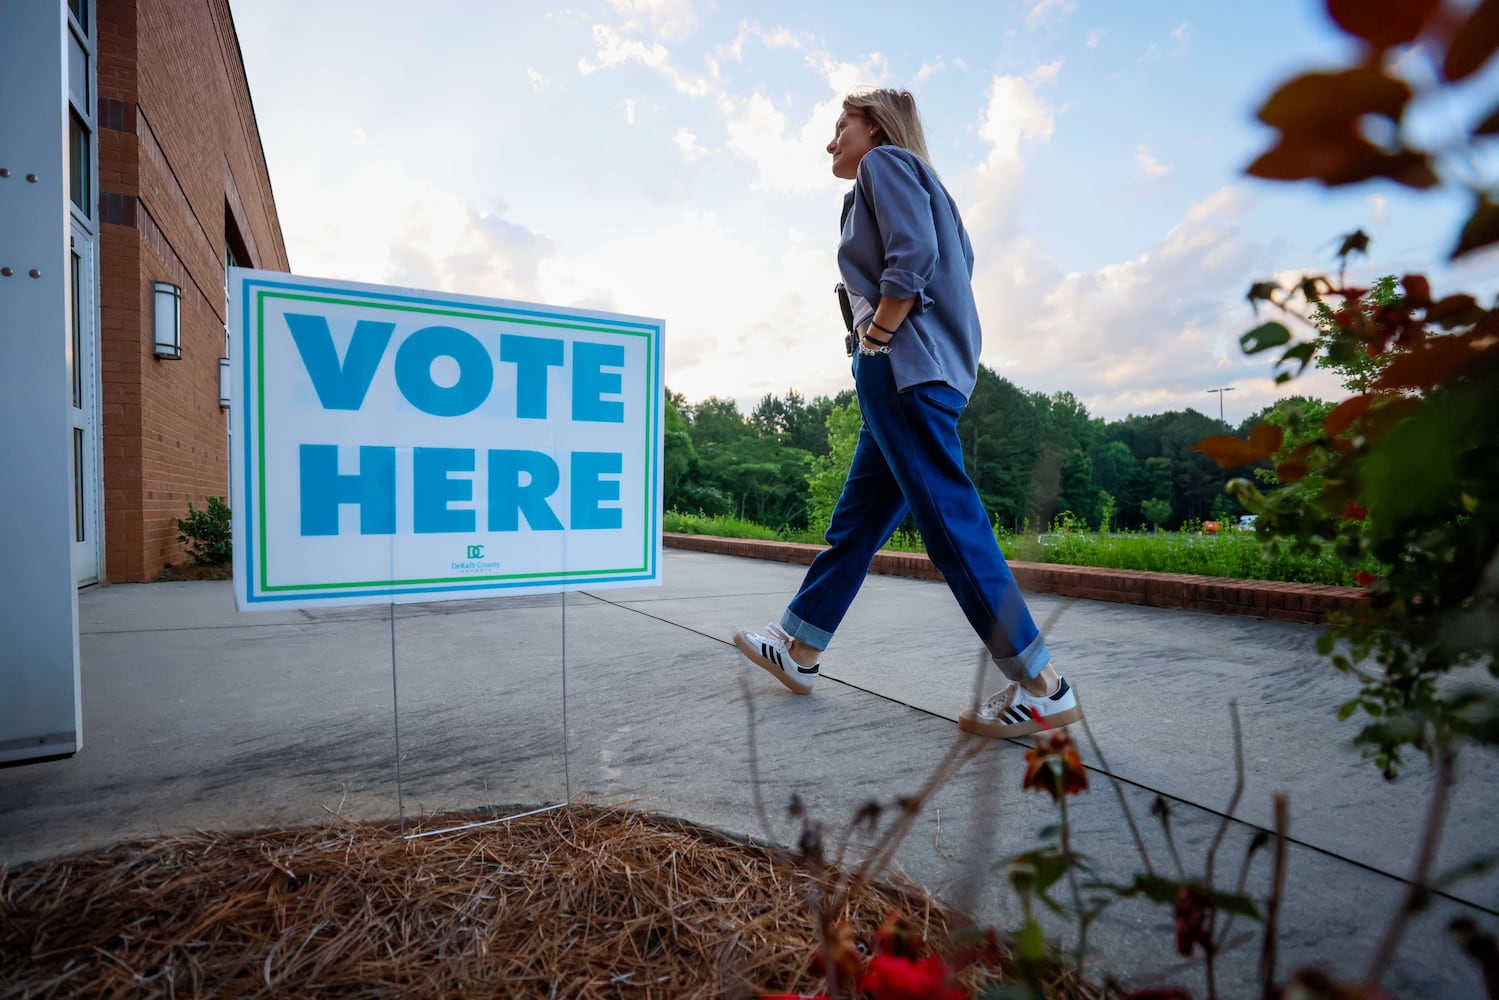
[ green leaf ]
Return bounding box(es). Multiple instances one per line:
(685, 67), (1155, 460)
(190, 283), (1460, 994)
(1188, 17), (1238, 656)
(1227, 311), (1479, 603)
(1017, 918), (1047, 962)
(1208, 888), (1263, 921)
(1338, 698), (1361, 721)
(1317, 633), (1336, 655)
(1279, 341), (1318, 376)
(1242, 322), (1292, 354)
(1114, 873), (1185, 905)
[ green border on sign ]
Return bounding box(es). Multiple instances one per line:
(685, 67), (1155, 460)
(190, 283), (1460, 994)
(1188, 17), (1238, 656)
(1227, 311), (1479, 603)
(250, 289), (658, 594)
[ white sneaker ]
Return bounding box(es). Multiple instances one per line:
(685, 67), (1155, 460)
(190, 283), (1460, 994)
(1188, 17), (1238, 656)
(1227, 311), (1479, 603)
(958, 676), (1082, 738)
(733, 622), (819, 695)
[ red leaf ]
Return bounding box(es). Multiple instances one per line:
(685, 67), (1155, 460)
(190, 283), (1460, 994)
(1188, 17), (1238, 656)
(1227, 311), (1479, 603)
(1329, 0), (1441, 49)
(1475, 102), (1499, 136)
(1276, 459), (1310, 484)
(1323, 394), (1373, 437)
(1192, 423), (1283, 468)
(1445, 0), (1499, 81)
(1247, 134), (1437, 189)
(1373, 334), (1481, 390)
(1401, 274), (1431, 307)
(1425, 294), (1482, 328)
(1355, 571), (1379, 587)
(1256, 68), (1412, 131)
(1453, 196), (1499, 260)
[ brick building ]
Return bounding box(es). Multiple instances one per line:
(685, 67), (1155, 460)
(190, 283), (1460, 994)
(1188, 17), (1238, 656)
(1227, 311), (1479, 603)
(4, 0), (288, 763)
(89, 0), (289, 583)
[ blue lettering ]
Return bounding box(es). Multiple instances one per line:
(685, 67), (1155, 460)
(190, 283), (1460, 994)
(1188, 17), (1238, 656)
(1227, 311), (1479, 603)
(487, 450), (563, 531)
(394, 326), (493, 417)
(571, 451), (622, 529)
(413, 448), (475, 534)
(299, 444), (396, 535)
(500, 334), (564, 419)
(572, 341), (626, 423)
(286, 314), (393, 411)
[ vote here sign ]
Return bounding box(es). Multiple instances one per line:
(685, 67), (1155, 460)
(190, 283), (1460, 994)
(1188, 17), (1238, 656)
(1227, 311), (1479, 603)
(228, 269), (664, 611)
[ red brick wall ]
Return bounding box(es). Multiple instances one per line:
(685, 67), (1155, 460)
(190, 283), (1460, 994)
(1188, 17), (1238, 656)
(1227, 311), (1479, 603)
(662, 534), (1368, 625)
(97, 0), (288, 581)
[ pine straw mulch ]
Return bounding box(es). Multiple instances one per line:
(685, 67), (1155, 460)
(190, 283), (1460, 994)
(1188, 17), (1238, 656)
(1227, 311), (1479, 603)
(0, 803), (1100, 999)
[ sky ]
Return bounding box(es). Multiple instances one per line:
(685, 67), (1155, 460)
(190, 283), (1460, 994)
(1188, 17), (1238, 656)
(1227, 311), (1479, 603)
(232, 0), (1499, 427)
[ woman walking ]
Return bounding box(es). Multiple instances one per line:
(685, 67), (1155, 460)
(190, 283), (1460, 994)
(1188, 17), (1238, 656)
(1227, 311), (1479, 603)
(733, 88), (1081, 739)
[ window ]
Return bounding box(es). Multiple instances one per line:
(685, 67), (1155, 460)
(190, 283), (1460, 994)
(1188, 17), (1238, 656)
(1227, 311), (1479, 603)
(69, 112), (90, 214)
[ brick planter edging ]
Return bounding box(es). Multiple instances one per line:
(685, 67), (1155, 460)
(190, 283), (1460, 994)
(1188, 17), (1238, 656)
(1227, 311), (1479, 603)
(663, 533), (1366, 625)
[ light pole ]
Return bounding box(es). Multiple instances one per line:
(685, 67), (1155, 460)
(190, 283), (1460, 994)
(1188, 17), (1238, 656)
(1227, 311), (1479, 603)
(1207, 386), (1236, 425)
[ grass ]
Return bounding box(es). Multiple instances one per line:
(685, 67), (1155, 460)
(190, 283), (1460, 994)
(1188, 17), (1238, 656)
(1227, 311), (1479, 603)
(664, 511), (1375, 587)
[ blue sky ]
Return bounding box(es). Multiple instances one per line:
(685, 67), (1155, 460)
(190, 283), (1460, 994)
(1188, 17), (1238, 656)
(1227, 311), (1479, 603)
(233, 0), (1498, 425)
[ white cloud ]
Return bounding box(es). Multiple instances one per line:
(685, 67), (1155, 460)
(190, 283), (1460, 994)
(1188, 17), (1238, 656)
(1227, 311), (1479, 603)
(1086, 28), (1104, 49)
(1030, 60), (1062, 84)
(577, 24), (711, 97)
(605, 0), (702, 41)
(964, 183), (1331, 420)
(1171, 20), (1190, 49)
(536, 212), (843, 405)
(915, 56), (946, 84)
(623, 98), (637, 124)
(1135, 144), (1171, 177)
(720, 21), (803, 62)
(526, 67), (547, 90)
(1137, 42), (1160, 64)
(673, 126), (707, 161)
(717, 91), (844, 195)
(1027, 0), (1076, 26)
(1367, 194), (1388, 225)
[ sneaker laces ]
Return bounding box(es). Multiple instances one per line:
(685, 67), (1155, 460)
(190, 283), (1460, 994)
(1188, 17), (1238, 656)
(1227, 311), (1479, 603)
(764, 622), (794, 644)
(978, 681), (1021, 718)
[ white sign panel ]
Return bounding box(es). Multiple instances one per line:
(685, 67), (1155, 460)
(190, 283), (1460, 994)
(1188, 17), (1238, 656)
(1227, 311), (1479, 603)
(229, 269), (663, 610)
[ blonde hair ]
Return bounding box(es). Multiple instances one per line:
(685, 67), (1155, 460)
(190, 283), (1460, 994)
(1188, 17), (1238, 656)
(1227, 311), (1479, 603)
(843, 87), (932, 165)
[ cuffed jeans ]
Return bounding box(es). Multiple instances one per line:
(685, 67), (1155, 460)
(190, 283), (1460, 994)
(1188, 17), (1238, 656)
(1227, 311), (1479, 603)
(780, 352), (1050, 681)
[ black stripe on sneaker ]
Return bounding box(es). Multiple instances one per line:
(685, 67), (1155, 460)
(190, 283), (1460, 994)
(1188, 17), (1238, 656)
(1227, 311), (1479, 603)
(796, 663), (820, 675)
(1005, 707), (1030, 725)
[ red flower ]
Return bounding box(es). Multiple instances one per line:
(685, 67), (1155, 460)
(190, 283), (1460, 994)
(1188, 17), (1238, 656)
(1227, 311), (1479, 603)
(859, 954), (965, 1000)
(873, 910), (924, 961)
(808, 919), (867, 987)
(1172, 885), (1214, 958)
(1022, 730), (1090, 802)
(1343, 502), (1367, 521)
(1355, 571), (1378, 587)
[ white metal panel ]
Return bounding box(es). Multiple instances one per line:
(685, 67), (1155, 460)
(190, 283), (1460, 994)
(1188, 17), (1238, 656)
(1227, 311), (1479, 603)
(0, 1), (84, 764)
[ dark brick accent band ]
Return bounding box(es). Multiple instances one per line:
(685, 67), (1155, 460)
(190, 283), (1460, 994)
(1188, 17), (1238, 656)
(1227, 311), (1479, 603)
(99, 98), (137, 133)
(100, 192), (138, 227)
(662, 533), (1367, 625)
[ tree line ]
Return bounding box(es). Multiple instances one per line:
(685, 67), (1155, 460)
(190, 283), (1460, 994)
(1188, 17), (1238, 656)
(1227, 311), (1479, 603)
(665, 366), (1295, 535)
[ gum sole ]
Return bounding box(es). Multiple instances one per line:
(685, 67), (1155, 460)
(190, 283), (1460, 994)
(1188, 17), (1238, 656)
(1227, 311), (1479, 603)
(957, 705), (1083, 739)
(733, 631), (815, 695)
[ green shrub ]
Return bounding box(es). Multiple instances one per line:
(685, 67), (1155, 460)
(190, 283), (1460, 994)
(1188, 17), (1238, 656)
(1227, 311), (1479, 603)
(175, 497), (232, 566)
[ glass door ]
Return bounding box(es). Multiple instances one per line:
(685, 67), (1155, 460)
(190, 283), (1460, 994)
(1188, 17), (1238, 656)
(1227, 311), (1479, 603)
(69, 224), (101, 585)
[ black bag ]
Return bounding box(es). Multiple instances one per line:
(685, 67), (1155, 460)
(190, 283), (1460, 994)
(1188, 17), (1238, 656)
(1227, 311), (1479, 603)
(835, 282), (856, 356)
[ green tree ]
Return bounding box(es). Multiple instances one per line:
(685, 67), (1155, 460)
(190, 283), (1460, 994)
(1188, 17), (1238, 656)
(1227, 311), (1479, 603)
(805, 400), (862, 533)
(1141, 498), (1171, 532)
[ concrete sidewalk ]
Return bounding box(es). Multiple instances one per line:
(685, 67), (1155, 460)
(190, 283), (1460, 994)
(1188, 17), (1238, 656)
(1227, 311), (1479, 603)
(2, 549), (1495, 997)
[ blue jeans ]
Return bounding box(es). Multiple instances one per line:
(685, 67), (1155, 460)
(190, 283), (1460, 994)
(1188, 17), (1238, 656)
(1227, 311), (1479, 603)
(781, 352), (1049, 681)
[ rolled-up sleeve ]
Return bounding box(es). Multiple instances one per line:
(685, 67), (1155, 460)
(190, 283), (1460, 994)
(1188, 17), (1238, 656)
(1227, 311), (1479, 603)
(857, 148), (939, 304)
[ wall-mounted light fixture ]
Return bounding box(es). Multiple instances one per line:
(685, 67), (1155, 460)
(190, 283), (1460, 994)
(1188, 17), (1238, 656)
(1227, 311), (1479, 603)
(218, 357), (231, 408)
(152, 280), (182, 359)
